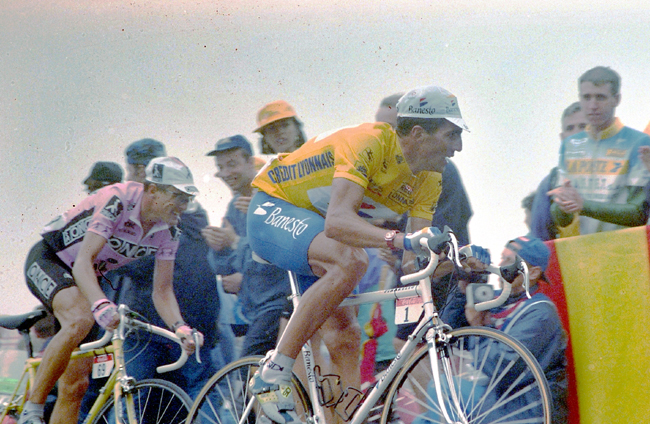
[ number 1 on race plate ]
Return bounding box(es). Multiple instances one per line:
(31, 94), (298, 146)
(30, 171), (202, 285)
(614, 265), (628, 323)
(394, 296), (424, 324)
(92, 353), (114, 379)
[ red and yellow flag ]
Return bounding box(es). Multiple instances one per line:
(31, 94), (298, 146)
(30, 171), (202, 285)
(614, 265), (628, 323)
(541, 226), (650, 423)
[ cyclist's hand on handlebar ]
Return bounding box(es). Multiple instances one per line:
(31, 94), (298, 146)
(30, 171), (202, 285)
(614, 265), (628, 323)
(91, 299), (120, 331)
(175, 325), (204, 354)
(404, 227), (442, 256)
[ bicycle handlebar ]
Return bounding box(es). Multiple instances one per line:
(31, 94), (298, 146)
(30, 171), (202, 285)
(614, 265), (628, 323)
(78, 304), (189, 373)
(398, 226), (530, 311)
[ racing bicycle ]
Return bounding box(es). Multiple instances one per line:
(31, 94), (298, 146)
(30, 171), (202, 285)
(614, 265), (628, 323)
(185, 227), (552, 424)
(0, 304), (195, 424)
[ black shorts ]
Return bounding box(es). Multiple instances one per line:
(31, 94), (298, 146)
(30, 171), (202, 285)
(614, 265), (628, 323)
(25, 239), (102, 343)
(24, 240), (77, 313)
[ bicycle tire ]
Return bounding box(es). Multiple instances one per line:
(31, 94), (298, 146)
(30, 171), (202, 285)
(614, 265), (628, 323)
(186, 356), (313, 424)
(380, 326), (552, 424)
(88, 378), (193, 424)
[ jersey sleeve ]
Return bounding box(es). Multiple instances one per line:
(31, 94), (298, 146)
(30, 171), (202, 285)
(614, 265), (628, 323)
(410, 171), (442, 221)
(86, 188), (127, 240)
(154, 233), (180, 261)
(330, 125), (388, 188)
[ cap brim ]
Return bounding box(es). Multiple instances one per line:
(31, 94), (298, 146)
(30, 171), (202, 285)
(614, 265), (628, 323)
(445, 117), (470, 132)
(253, 113), (297, 133)
(174, 184), (199, 195)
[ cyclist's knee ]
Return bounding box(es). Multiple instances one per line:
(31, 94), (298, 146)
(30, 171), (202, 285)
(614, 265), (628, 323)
(58, 313), (95, 344)
(331, 246), (368, 287)
(324, 325), (361, 356)
(58, 370), (90, 402)
(322, 310), (361, 354)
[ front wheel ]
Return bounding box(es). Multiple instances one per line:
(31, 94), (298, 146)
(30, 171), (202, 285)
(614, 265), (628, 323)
(88, 378), (192, 424)
(186, 356), (313, 424)
(381, 327), (552, 424)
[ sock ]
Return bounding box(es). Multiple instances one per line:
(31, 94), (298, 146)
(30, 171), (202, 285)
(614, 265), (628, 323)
(260, 350), (295, 385)
(21, 401), (45, 417)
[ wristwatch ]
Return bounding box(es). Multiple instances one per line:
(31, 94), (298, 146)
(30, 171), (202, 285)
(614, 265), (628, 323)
(384, 230), (401, 251)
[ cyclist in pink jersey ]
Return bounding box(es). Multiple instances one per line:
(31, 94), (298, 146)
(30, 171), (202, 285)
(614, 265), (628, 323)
(20, 157), (203, 424)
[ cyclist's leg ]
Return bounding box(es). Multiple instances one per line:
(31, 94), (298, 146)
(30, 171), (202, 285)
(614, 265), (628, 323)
(273, 231), (367, 363)
(23, 241), (94, 414)
(247, 193), (368, 422)
(320, 305), (361, 394)
(31, 286), (95, 424)
(50, 353), (93, 424)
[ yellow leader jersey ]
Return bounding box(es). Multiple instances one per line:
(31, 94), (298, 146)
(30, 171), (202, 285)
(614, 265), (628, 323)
(252, 122), (442, 221)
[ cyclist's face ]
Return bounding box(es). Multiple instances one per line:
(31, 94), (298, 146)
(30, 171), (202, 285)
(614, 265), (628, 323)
(414, 120), (463, 174)
(262, 118), (301, 153)
(214, 149), (256, 194)
(151, 185), (193, 225)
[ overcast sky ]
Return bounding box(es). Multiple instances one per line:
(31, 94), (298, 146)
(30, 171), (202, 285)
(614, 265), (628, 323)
(1, 0), (649, 315)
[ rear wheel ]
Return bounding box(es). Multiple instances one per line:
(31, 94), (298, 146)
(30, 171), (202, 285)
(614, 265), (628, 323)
(381, 327), (552, 424)
(89, 378), (192, 424)
(186, 356), (312, 424)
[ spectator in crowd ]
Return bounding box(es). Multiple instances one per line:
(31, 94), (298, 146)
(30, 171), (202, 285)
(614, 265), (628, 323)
(82, 162), (123, 194)
(521, 191), (535, 232)
(529, 102), (588, 240)
(21, 156), (200, 424)
(245, 85), (472, 423)
(124, 138), (165, 182)
(548, 66), (650, 235)
(441, 236), (568, 423)
(255, 100), (307, 154)
(202, 135), (291, 358)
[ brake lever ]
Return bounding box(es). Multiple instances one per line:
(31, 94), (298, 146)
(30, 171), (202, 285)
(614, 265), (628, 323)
(193, 329), (202, 364)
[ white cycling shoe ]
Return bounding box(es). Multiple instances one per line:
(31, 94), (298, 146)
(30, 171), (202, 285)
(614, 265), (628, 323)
(249, 369), (301, 424)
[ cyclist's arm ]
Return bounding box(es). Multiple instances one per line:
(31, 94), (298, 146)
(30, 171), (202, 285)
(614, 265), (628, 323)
(550, 186), (648, 227)
(325, 178), (405, 249)
(401, 216), (429, 274)
(71, 231), (111, 305)
(151, 258), (186, 329)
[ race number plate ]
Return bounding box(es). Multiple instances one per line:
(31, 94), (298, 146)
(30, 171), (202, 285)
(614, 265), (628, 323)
(394, 296), (424, 324)
(92, 353), (114, 379)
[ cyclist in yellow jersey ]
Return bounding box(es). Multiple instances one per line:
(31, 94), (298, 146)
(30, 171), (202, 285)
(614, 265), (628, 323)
(247, 85), (469, 424)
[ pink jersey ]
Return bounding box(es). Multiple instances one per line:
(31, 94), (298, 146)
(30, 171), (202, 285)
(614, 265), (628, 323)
(41, 182), (180, 275)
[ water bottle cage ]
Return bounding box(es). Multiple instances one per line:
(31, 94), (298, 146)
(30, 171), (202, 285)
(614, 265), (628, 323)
(314, 366), (365, 421)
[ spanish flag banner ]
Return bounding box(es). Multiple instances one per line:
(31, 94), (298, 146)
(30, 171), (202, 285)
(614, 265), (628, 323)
(542, 226), (650, 423)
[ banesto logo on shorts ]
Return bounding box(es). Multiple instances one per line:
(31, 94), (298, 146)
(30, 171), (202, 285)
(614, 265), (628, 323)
(263, 207), (310, 239)
(27, 262), (57, 298)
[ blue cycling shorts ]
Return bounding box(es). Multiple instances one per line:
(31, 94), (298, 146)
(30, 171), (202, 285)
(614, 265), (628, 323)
(247, 191), (325, 278)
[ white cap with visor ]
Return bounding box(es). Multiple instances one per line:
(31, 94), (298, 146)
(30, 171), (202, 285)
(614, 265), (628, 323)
(397, 85), (469, 132)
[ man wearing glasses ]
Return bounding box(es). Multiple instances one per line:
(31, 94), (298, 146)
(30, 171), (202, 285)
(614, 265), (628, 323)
(21, 156), (202, 424)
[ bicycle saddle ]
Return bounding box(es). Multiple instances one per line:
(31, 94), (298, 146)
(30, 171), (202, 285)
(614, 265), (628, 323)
(0, 309), (48, 332)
